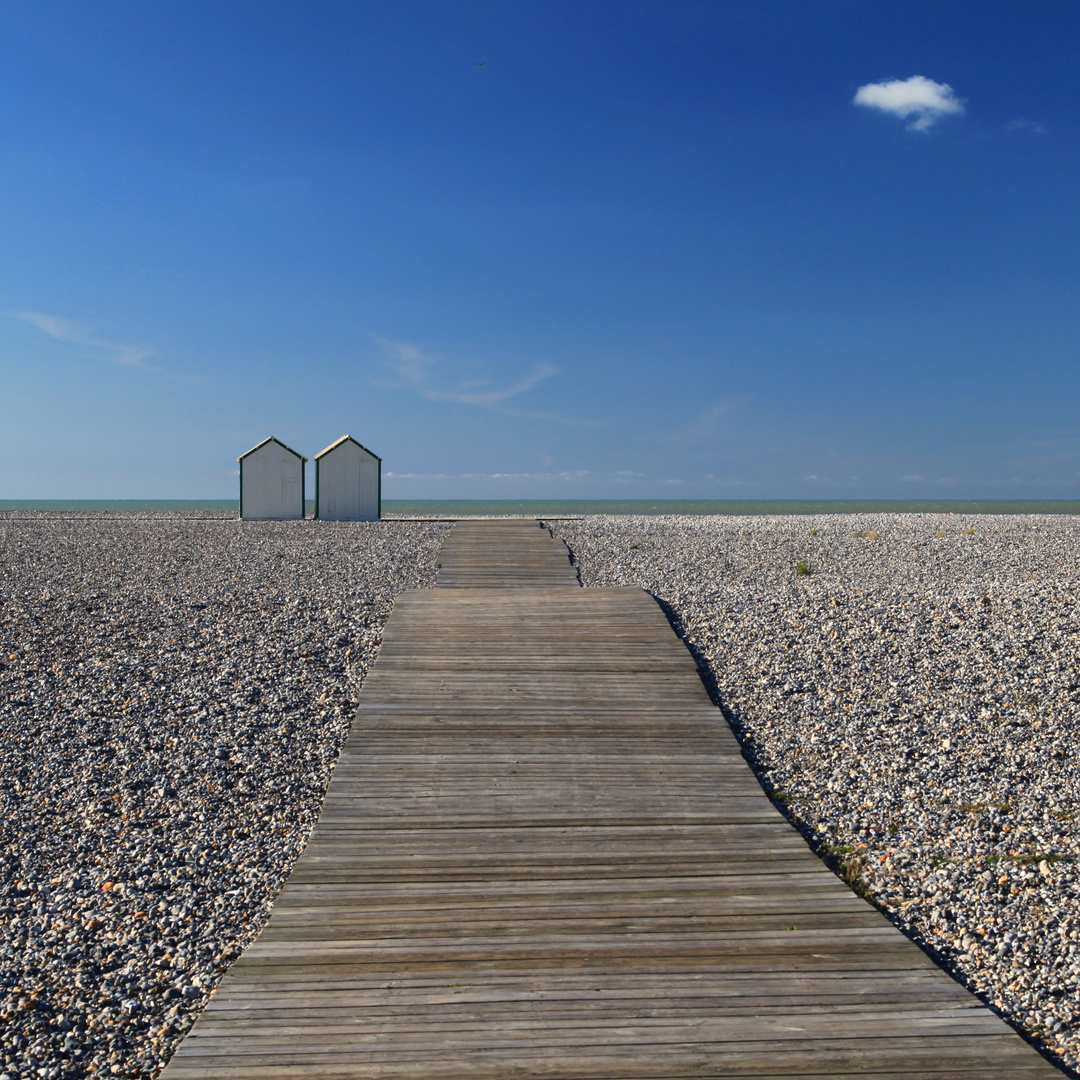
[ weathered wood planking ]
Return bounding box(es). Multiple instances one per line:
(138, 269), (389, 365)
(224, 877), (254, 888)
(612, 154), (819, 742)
(161, 520), (1061, 1078)
(434, 519), (581, 588)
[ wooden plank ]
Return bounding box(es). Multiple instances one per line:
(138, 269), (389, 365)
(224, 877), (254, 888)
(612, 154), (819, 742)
(160, 520), (1062, 1078)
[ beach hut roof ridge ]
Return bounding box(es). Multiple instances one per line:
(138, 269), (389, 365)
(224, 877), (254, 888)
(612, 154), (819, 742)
(237, 436), (308, 463)
(313, 434), (382, 462)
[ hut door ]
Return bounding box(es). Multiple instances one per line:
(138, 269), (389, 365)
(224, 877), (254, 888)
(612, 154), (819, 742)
(361, 460), (377, 517)
(283, 457), (302, 516)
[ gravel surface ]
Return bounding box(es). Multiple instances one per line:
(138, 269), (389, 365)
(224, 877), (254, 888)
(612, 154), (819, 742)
(0, 516), (449, 1080)
(548, 513), (1080, 1076)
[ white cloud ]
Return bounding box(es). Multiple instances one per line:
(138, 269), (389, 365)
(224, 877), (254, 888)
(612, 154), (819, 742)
(375, 336), (556, 405)
(373, 336), (601, 427)
(1007, 118), (1046, 134)
(490, 404), (605, 428)
(802, 474), (862, 486)
(660, 396), (747, 444)
(385, 470), (590, 481)
(7, 311), (157, 369)
(701, 475), (752, 487)
(900, 474), (925, 482)
(853, 76), (965, 132)
(440, 365), (557, 406)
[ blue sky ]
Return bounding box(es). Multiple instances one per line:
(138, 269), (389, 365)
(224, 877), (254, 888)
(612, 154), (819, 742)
(1, 0), (1077, 499)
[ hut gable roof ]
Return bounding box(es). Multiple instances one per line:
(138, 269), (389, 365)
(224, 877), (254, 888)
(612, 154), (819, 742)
(313, 435), (382, 462)
(238, 436), (308, 464)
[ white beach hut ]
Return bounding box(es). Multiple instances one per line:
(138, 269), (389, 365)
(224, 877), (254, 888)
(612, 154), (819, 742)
(238, 437), (307, 520)
(314, 436), (381, 521)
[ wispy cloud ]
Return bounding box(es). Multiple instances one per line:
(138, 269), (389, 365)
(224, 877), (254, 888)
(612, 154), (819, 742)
(7, 311), (158, 370)
(373, 336), (602, 427)
(803, 474), (862, 486)
(853, 76), (965, 132)
(385, 470), (590, 481)
(437, 365), (557, 406)
(486, 404), (605, 428)
(375, 336), (556, 405)
(1007, 118), (1047, 134)
(701, 474), (754, 487)
(659, 396), (747, 444)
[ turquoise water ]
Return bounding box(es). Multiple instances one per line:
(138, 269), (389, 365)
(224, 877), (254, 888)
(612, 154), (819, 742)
(0, 500), (239, 513)
(4, 498), (1080, 516)
(384, 499), (1080, 517)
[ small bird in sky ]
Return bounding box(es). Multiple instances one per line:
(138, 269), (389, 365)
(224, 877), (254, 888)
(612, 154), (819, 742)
(475, 61), (486, 67)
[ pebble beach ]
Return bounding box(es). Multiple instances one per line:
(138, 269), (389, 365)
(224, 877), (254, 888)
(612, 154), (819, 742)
(3, 511), (1080, 1077)
(548, 513), (1080, 1075)
(0, 515), (449, 1079)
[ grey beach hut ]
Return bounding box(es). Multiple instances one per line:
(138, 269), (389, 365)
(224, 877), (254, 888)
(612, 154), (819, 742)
(314, 435), (381, 521)
(238, 437), (307, 520)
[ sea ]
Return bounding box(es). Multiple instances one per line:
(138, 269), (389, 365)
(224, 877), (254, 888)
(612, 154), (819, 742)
(3, 499), (1080, 517)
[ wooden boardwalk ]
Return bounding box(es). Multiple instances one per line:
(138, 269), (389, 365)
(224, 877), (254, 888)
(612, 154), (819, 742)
(161, 520), (1060, 1078)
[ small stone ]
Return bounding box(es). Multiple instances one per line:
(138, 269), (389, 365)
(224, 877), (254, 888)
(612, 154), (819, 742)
(549, 512), (1080, 1073)
(0, 513), (450, 1077)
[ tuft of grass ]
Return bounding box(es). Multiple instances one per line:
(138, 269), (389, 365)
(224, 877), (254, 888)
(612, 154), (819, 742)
(852, 529), (879, 540)
(1010, 852), (1072, 866)
(629, 543), (639, 550)
(962, 528), (975, 536)
(821, 842), (858, 859)
(836, 857), (872, 899)
(795, 560), (811, 576)
(935, 529), (945, 539)
(810, 528), (819, 536)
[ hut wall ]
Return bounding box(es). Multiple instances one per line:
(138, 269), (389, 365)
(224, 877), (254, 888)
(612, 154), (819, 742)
(241, 442), (305, 520)
(317, 441), (380, 521)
